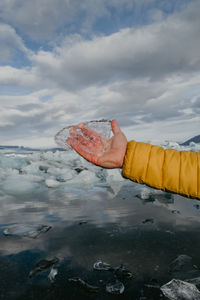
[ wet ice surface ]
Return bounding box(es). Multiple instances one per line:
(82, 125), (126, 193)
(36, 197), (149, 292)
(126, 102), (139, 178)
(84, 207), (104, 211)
(0, 144), (200, 299)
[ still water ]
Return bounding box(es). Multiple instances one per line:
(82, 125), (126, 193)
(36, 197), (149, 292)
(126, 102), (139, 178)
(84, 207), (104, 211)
(1, 180), (200, 299)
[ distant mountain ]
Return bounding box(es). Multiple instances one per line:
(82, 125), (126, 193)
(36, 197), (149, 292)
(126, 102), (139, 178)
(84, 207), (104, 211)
(180, 135), (200, 146)
(0, 145), (64, 152)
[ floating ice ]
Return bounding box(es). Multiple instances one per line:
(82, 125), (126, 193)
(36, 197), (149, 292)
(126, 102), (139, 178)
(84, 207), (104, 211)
(55, 119), (111, 152)
(137, 187), (174, 204)
(1, 173), (42, 195)
(93, 260), (133, 279)
(160, 279), (200, 300)
(113, 265), (133, 279)
(106, 281), (125, 295)
(3, 224), (51, 238)
(68, 277), (99, 292)
(169, 254), (200, 281)
(93, 260), (112, 271)
(48, 267), (58, 282)
(29, 257), (59, 277)
(170, 255), (193, 273)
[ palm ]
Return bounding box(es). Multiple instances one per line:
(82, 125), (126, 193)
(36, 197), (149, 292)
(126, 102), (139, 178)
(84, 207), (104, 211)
(67, 120), (127, 168)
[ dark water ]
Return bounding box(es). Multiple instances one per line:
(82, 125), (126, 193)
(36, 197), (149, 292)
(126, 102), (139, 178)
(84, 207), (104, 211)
(0, 183), (200, 300)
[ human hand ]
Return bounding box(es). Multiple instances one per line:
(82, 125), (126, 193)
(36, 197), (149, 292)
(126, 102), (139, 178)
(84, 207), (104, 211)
(66, 120), (127, 168)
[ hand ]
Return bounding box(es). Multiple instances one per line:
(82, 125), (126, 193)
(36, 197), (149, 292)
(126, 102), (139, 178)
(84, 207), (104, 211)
(66, 120), (127, 168)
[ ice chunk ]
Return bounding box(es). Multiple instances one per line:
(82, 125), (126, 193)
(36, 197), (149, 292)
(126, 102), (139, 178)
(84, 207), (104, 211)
(4, 224), (51, 238)
(1, 173), (41, 195)
(170, 255), (193, 272)
(137, 187), (155, 201)
(67, 170), (99, 189)
(93, 261), (133, 279)
(106, 281), (125, 295)
(29, 257), (59, 277)
(68, 278), (99, 292)
(160, 279), (200, 300)
(45, 178), (62, 188)
(93, 260), (112, 271)
(48, 268), (58, 282)
(55, 119), (111, 152)
(113, 265), (133, 279)
(0, 153), (27, 169)
(169, 255), (200, 281)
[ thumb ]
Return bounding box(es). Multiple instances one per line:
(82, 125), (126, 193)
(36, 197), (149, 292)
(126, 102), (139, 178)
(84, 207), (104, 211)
(111, 120), (121, 135)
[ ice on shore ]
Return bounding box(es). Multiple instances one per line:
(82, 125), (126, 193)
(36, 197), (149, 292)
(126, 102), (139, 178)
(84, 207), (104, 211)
(0, 139), (199, 196)
(0, 148), (126, 196)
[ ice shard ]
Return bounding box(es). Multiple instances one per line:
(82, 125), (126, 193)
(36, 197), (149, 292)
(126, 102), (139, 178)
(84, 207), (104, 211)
(160, 279), (200, 300)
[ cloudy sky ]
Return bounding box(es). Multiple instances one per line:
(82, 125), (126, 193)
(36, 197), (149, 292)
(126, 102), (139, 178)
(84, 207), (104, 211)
(0, 0), (200, 147)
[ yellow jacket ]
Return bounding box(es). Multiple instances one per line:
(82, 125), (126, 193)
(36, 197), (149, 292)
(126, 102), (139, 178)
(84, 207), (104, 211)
(122, 141), (200, 199)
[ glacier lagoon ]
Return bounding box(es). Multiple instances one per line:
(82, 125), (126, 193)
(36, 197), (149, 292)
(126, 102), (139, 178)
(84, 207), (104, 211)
(0, 142), (200, 299)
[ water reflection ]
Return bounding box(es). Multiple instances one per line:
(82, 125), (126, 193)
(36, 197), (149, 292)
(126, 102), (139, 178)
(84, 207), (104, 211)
(0, 184), (200, 299)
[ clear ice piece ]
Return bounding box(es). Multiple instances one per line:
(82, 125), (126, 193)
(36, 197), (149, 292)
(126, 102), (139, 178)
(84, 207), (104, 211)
(48, 268), (58, 282)
(106, 281), (125, 295)
(170, 255), (193, 272)
(3, 224), (51, 238)
(54, 119), (111, 151)
(68, 277), (99, 292)
(113, 265), (133, 279)
(29, 257), (59, 278)
(93, 260), (112, 271)
(160, 279), (200, 300)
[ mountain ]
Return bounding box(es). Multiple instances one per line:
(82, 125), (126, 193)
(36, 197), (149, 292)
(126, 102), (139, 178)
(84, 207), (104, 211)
(180, 135), (200, 146)
(0, 145), (64, 152)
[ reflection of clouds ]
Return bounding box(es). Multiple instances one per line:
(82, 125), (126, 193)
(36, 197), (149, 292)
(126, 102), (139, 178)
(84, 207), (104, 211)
(1, 176), (200, 269)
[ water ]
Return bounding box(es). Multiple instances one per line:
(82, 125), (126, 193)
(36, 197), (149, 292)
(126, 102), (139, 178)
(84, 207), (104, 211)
(0, 143), (200, 299)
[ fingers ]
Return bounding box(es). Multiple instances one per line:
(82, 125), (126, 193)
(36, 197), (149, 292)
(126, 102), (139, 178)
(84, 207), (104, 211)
(77, 125), (102, 144)
(71, 125), (103, 146)
(66, 138), (99, 165)
(111, 120), (122, 135)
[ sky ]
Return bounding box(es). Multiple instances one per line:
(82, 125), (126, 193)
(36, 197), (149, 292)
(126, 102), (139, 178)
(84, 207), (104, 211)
(0, 0), (200, 148)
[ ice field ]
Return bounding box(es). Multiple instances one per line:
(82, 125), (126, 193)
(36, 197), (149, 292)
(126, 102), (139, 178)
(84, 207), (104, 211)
(0, 141), (200, 299)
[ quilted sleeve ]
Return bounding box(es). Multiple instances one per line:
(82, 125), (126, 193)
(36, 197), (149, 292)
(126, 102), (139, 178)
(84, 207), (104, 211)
(122, 140), (200, 199)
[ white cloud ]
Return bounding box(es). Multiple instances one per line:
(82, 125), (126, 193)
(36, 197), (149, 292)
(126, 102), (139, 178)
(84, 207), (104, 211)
(0, 0), (191, 41)
(0, 66), (38, 87)
(0, 0), (131, 41)
(28, 1), (200, 91)
(0, 23), (30, 61)
(0, 0), (199, 146)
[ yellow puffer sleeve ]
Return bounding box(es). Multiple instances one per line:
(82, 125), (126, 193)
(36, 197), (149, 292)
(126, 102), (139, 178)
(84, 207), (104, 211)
(122, 140), (200, 199)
